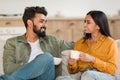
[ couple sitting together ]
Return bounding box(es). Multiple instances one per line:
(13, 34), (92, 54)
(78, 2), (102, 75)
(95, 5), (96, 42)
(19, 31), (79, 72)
(0, 6), (118, 80)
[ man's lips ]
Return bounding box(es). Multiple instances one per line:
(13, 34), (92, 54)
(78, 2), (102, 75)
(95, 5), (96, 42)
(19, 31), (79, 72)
(41, 28), (45, 32)
(40, 27), (46, 32)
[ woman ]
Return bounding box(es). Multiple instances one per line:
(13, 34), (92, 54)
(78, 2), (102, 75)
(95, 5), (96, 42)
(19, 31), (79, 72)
(68, 10), (118, 80)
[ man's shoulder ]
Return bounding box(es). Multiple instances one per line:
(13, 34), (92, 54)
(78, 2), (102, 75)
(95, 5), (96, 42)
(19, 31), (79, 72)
(45, 35), (58, 40)
(6, 35), (25, 42)
(42, 35), (61, 44)
(46, 35), (56, 38)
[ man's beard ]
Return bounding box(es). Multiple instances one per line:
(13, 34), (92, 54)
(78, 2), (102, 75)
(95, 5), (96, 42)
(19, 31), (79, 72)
(33, 24), (46, 38)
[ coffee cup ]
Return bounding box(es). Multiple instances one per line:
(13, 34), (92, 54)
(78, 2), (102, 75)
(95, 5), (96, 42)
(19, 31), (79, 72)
(54, 57), (62, 65)
(70, 50), (80, 60)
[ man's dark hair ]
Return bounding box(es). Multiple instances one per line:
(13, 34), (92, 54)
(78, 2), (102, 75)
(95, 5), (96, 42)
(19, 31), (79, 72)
(22, 6), (47, 28)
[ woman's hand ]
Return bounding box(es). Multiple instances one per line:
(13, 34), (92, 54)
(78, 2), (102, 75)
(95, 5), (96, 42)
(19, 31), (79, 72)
(79, 52), (95, 63)
(68, 54), (78, 65)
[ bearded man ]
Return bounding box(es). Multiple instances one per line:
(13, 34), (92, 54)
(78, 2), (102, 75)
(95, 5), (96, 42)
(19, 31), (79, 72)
(0, 6), (74, 80)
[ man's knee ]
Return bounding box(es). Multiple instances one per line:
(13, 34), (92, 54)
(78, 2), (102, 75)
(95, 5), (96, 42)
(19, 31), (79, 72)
(35, 52), (54, 64)
(44, 52), (54, 64)
(44, 52), (53, 59)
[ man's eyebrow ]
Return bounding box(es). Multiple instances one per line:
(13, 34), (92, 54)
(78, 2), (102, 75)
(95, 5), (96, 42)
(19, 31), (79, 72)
(40, 19), (47, 21)
(39, 19), (47, 22)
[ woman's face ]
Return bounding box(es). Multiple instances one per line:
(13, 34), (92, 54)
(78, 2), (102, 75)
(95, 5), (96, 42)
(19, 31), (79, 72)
(83, 15), (99, 34)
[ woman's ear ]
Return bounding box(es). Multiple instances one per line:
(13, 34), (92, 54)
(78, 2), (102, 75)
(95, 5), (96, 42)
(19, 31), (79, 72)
(96, 25), (100, 30)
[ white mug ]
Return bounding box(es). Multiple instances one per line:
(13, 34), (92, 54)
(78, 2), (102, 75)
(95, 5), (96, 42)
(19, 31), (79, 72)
(53, 57), (62, 65)
(70, 50), (80, 60)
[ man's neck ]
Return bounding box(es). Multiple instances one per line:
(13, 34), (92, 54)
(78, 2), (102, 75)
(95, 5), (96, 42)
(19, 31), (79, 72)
(26, 31), (38, 42)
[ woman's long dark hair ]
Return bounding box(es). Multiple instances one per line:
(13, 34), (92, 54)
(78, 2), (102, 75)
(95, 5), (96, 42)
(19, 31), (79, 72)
(83, 10), (111, 42)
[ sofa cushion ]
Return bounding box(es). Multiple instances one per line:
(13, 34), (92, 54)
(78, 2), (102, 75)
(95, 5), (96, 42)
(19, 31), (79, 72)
(0, 39), (6, 75)
(115, 39), (120, 80)
(61, 50), (81, 80)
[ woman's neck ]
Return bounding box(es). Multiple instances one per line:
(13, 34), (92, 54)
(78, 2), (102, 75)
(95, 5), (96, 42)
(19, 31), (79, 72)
(91, 32), (101, 42)
(89, 32), (101, 47)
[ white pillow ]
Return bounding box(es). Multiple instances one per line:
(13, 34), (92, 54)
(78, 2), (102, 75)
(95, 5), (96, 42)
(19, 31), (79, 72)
(116, 39), (120, 47)
(0, 39), (6, 75)
(115, 40), (120, 80)
(61, 50), (81, 80)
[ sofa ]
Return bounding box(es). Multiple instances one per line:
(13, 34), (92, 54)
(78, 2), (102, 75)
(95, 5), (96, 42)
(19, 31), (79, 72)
(0, 39), (120, 80)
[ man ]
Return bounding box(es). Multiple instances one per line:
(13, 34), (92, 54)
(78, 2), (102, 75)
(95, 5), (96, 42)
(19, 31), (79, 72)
(0, 6), (74, 80)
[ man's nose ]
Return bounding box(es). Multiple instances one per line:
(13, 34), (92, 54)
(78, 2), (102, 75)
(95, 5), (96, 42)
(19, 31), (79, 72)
(43, 20), (47, 26)
(42, 23), (47, 27)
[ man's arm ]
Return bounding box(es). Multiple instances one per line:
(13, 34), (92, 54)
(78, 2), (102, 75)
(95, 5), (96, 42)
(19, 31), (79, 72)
(3, 39), (24, 74)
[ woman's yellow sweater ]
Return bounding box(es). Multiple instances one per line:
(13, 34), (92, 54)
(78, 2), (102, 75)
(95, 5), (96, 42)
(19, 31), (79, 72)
(68, 35), (118, 75)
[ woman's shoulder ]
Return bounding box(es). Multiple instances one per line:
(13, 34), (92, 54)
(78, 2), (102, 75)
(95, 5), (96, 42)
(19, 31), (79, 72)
(105, 36), (115, 43)
(76, 38), (84, 44)
(101, 35), (116, 45)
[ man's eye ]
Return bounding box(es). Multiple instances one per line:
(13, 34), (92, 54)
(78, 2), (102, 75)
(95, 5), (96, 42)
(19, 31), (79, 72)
(40, 21), (44, 23)
(40, 20), (47, 23)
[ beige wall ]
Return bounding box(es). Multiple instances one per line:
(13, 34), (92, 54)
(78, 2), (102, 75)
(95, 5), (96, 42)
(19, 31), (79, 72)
(0, 0), (120, 17)
(0, 17), (120, 41)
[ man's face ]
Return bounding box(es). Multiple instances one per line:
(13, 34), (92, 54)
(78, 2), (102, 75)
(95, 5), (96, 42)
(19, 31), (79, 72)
(32, 13), (47, 37)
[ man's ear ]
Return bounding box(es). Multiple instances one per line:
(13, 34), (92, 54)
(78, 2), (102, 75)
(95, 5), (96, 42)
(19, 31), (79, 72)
(27, 19), (32, 26)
